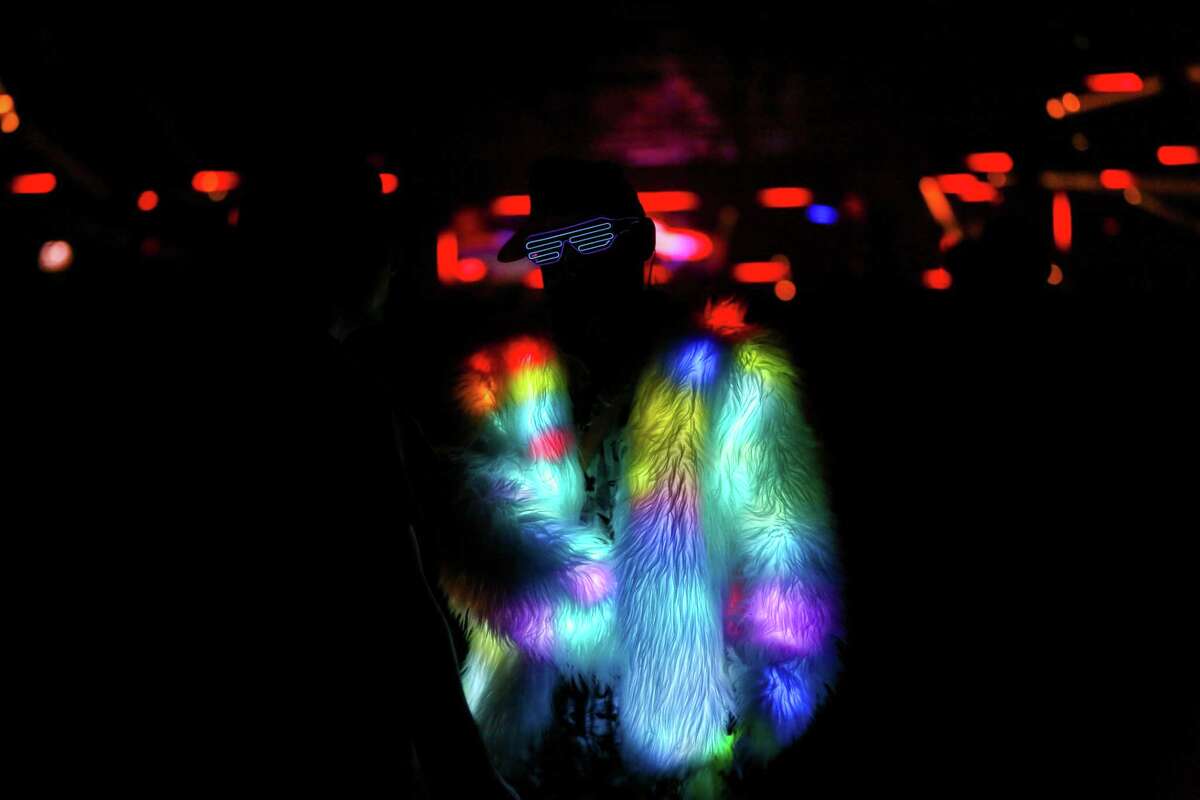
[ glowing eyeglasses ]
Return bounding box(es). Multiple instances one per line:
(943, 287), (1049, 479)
(525, 216), (643, 266)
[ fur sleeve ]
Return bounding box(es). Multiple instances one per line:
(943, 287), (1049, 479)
(705, 311), (844, 764)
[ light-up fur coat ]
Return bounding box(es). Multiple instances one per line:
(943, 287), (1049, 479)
(440, 299), (842, 791)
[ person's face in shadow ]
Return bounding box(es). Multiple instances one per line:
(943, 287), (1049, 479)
(541, 223), (652, 363)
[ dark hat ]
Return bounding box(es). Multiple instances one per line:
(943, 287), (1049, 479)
(497, 158), (648, 262)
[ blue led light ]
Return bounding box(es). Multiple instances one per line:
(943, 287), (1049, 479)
(806, 205), (838, 225)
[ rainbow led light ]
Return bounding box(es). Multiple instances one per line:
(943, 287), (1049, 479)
(442, 302), (842, 789)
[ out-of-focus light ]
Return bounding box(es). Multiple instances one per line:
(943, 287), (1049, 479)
(379, 172), (399, 194)
(936, 174), (999, 201)
(922, 267), (952, 290)
(436, 230), (459, 284)
(733, 261), (790, 283)
(12, 173), (57, 194)
(757, 187), (813, 208)
(939, 230), (963, 252)
(0, 94), (13, 115)
(1102, 217), (1120, 236)
(39, 240), (73, 273)
(208, 190), (228, 202)
(1100, 169), (1134, 190)
(523, 268), (544, 289)
(841, 192), (866, 220)
(1085, 72), (1144, 93)
(1048, 263), (1064, 286)
(637, 191), (699, 212)
(228, 208), (239, 227)
(774, 279), (797, 301)
(937, 174), (979, 194)
(1053, 192), (1072, 252)
(491, 195), (531, 216)
(1072, 133), (1089, 151)
(918, 177), (957, 228)
(1046, 98), (1066, 119)
(0, 112), (18, 133)
(456, 258), (487, 283)
(1062, 92), (1081, 112)
(1158, 146), (1199, 166)
(651, 219), (714, 262)
(137, 190), (159, 212)
(1188, 65), (1200, 84)
(191, 171), (240, 193)
(965, 152), (1013, 173)
(987, 173), (1008, 187)
(806, 204), (838, 224)
(1123, 187), (1142, 205)
(141, 237), (161, 258)
(645, 263), (672, 285)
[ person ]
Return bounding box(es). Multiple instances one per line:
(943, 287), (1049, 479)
(438, 158), (844, 796)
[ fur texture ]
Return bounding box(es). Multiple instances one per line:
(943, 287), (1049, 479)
(440, 303), (842, 787)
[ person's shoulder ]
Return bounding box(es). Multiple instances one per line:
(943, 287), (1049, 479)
(455, 332), (567, 420)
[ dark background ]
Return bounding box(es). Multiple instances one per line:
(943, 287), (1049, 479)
(6, 5), (1198, 797)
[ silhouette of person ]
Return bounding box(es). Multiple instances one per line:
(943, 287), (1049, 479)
(439, 158), (844, 797)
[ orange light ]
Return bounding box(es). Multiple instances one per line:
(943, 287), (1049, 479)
(456, 258), (488, 283)
(1123, 187), (1142, 205)
(379, 172), (399, 194)
(1157, 146), (1199, 166)
(39, 240), (73, 273)
(939, 230), (963, 252)
(491, 195), (531, 216)
(757, 187), (813, 208)
(1100, 169), (1134, 190)
(1189, 65), (1200, 84)
(918, 177), (957, 228)
(732, 261), (790, 283)
(137, 190), (159, 212)
(1085, 72), (1144, 93)
(1062, 92), (1081, 113)
(987, 173), (1008, 187)
(523, 269), (544, 289)
(637, 191), (699, 213)
(0, 94), (12, 115)
(922, 267), (952, 290)
(1046, 99), (1066, 119)
(191, 171), (240, 193)
(965, 152), (1013, 173)
(1053, 192), (1071, 253)
(12, 173), (57, 194)
(0, 112), (18, 133)
(774, 279), (797, 301)
(1048, 263), (1064, 286)
(436, 230), (459, 284)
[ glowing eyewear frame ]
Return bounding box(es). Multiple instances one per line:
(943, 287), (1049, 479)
(524, 216), (644, 266)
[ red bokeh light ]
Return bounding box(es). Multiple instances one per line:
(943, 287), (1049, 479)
(12, 173), (57, 194)
(1085, 73), (1144, 93)
(757, 187), (813, 208)
(137, 190), (159, 211)
(922, 267), (953, 290)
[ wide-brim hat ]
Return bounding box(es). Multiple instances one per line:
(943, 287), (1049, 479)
(497, 158), (648, 263)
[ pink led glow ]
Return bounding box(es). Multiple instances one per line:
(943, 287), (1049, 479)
(651, 219), (714, 262)
(567, 563), (614, 606)
(744, 580), (834, 658)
